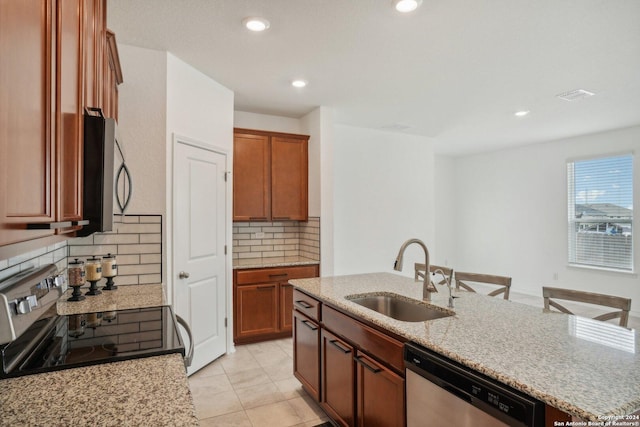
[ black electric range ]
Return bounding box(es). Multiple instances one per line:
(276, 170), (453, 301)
(0, 265), (186, 379)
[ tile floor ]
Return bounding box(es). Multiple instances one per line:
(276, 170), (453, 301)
(189, 338), (329, 427)
(189, 288), (639, 426)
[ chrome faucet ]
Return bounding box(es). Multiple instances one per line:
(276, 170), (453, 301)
(393, 238), (437, 302)
(432, 268), (455, 309)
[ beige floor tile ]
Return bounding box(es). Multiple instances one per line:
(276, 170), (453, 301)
(221, 351), (258, 374)
(192, 389), (244, 420)
(191, 358), (225, 378)
(256, 349), (292, 369)
(264, 358), (296, 381)
(288, 395), (327, 423)
(199, 410), (253, 427)
(274, 378), (307, 399)
(228, 367), (272, 390)
(189, 373), (233, 395)
(235, 381), (286, 409)
(245, 401), (304, 427)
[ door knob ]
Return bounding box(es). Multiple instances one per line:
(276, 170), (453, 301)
(178, 271), (190, 279)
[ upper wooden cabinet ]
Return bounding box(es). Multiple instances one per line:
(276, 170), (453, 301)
(0, 0), (118, 248)
(233, 129), (309, 222)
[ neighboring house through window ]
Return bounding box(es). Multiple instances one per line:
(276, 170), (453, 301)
(567, 153), (634, 271)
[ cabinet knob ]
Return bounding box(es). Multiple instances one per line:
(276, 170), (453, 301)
(178, 271), (190, 279)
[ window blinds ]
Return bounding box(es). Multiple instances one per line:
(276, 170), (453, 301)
(567, 154), (633, 271)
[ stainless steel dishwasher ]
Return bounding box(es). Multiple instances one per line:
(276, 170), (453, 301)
(404, 342), (545, 427)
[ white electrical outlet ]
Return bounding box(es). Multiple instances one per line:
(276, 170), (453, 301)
(553, 273), (558, 281)
(254, 232), (265, 238)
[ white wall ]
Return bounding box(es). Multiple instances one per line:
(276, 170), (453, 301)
(333, 125), (436, 276)
(301, 107), (335, 275)
(116, 45), (167, 214)
(452, 125), (640, 314)
(234, 111), (303, 134)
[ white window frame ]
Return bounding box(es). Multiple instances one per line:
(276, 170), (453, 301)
(567, 153), (634, 272)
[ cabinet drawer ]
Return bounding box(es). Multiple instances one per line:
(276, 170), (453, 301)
(293, 288), (321, 322)
(322, 306), (405, 373)
(236, 265), (319, 285)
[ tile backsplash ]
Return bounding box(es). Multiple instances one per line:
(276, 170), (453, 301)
(67, 215), (162, 286)
(0, 242), (68, 283)
(232, 217), (320, 261)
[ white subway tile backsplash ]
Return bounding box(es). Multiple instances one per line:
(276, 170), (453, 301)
(232, 217), (320, 263)
(66, 215), (163, 286)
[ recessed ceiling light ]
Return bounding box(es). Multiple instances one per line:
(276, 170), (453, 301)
(514, 110), (530, 117)
(291, 79), (307, 88)
(242, 17), (270, 32)
(393, 0), (422, 13)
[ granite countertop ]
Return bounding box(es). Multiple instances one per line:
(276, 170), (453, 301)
(0, 353), (198, 426)
(1, 284), (198, 426)
(290, 272), (640, 421)
(56, 283), (166, 315)
(233, 255), (319, 269)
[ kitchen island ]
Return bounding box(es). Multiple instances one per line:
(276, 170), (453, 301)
(0, 284), (198, 426)
(290, 272), (640, 422)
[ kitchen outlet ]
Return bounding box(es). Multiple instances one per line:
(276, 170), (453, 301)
(254, 232), (265, 238)
(553, 272), (558, 281)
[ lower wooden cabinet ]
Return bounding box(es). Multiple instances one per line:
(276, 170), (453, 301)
(293, 289), (406, 427)
(321, 329), (355, 427)
(233, 264), (319, 344)
(235, 283), (279, 339)
(355, 351), (405, 427)
(293, 310), (320, 401)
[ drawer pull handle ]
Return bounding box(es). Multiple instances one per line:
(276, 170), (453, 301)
(355, 356), (381, 373)
(301, 320), (318, 331)
(295, 300), (312, 309)
(328, 339), (351, 354)
(269, 273), (288, 279)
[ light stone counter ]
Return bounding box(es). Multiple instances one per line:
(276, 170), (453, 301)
(233, 256), (319, 269)
(290, 272), (640, 421)
(56, 283), (166, 315)
(0, 353), (198, 426)
(1, 284), (197, 426)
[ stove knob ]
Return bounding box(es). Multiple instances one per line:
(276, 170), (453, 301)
(16, 299), (31, 314)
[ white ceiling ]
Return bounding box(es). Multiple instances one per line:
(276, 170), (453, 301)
(107, 0), (640, 155)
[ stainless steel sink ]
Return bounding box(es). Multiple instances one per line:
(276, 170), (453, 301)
(345, 293), (454, 322)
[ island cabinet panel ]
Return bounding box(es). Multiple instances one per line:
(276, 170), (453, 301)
(355, 351), (405, 427)
(233, 265), (319, 344)
(292, 290), (406, 427)
(321, 329), (356, 427)
(322, 305), (405, 373)
(293, 310), (321, 401)
(233, 128), (309, 222)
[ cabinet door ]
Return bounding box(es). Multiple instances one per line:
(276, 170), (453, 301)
(293, 310), (320, 401)
(0, 0), (56, 245)
(235, 283), (278, 341)
(82, 0), (105, 110)
(280, 283), (294, 332)
(271, 136), (308, 221)
(321, 329), (355, 427)
(56, 0), (83, 228)
(355, 352), (405, 427)
(233, 132), (270, 221)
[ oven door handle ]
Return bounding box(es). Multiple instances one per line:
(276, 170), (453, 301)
(176, 315), (194, 369)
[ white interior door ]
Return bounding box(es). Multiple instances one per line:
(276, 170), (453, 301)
(173, 137), (227, 374)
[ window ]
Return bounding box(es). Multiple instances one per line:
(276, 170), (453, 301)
(567, 154), (633, 271)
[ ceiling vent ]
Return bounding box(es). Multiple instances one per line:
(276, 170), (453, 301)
(556, 89), (595, 102)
